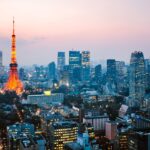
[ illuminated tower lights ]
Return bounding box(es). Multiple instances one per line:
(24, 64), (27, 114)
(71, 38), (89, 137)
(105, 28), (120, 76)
(4, 18), (24, 94)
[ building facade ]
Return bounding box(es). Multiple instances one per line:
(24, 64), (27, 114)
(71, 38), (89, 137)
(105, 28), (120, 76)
(129, 51), (145, 107)
(50, 121), (78, 150)
(95, 64), (102, 83)
(107, 59), (116, 83)
(57, 52), (65, 71)
(0, 51), (2, 67)
(48, 62), (56, 80)
(69, 51), (81, 82)
(81, 51), (90, 81)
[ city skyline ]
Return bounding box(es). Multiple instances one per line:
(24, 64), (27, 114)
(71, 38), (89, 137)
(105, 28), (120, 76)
(1, 1), (150, 150)
(0, 0), (150, 65)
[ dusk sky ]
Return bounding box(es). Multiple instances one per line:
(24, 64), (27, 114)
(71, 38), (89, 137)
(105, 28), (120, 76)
(0, 0), (150, 66)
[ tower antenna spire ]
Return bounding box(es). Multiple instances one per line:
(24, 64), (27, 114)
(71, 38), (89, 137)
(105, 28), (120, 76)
(13, 17), (15, 35)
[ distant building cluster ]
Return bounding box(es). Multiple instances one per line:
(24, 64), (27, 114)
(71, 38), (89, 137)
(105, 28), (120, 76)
(0, 50), (150, 107)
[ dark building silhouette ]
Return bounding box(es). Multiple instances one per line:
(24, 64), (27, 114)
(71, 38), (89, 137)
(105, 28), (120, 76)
(57, 52), (65, 71)
(95, 64), (102, 83)
(48, 62), (56, 80)
(107, 59), (116, 83)
(81, 51), (90, 81)
(129, 51), (145, 107)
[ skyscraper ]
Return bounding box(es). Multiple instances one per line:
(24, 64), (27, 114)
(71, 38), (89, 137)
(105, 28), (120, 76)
(116, 61), (126, 92)
(0, 51), (2, 67)
(19, 68), (25, 81)
(81, 51), (90, 67)
(57, 52), (65, 71)
(0, 51), (4, 76)
(69, 51), (81, 82)
(95, 64), (102, 83)
(4, 19), (23, 94)
(107, 59), (116, 83)
(69, 51), (81, 69)
(116, 61), (126, 77)
(81, 51), (90, 81)
(145, 59), (150, 89)
(129, 51), (145, 107)
(48, 62), (56, 80)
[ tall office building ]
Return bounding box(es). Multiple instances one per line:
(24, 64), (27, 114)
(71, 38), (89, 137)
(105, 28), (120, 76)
(69, 51), (81, 82)
(145, 59), (150, 89)
(81, 51), (90, 67)
(0, 51), (4, 76)
(57, 52), (65, 71)
(107, 59), (116, 83)
(19, 68), (25, 80)
(116, 61), (126, 78)
(129, 51), (145, 107)
(48, 62), (56, 80)
(81, 51), (90, 81)
(95, 64), (102, 83)
(116, 61), (126, 92)
(0, 51), (2, 67)
(50, 121), (78, 150)
(69, 51), (81, 69)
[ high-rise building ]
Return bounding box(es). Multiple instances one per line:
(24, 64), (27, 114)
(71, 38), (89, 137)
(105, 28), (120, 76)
(81, 51), (90, 81)
(81, 51), (90, 67)
(0, 51), (4, 76)
(57, 52), (65, 71)
(116, 61), (126, 78)
(107, 59), (116, 83)
(95, 64), (102, 83)
(0, 51), (2, 67)
(116, 61), (126, 92)
(50, 121), (78, 150)
(48, 62), (56, 80)
(19, 68), (25, 80)
(4, 19), (23, 94)
(69, 51), (81, 82)
(145, 59), (150, 89)
(129, 51), (145, 107)
(69, 51), (81, 69)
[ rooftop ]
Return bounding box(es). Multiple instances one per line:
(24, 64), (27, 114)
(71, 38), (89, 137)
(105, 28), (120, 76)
(21, 138), (34, 148)
(52, 121), (78, 129)
(65, 142), (83, 150)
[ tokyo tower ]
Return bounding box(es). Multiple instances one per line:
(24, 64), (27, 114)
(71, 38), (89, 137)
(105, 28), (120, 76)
(4, 18), (24, 94)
